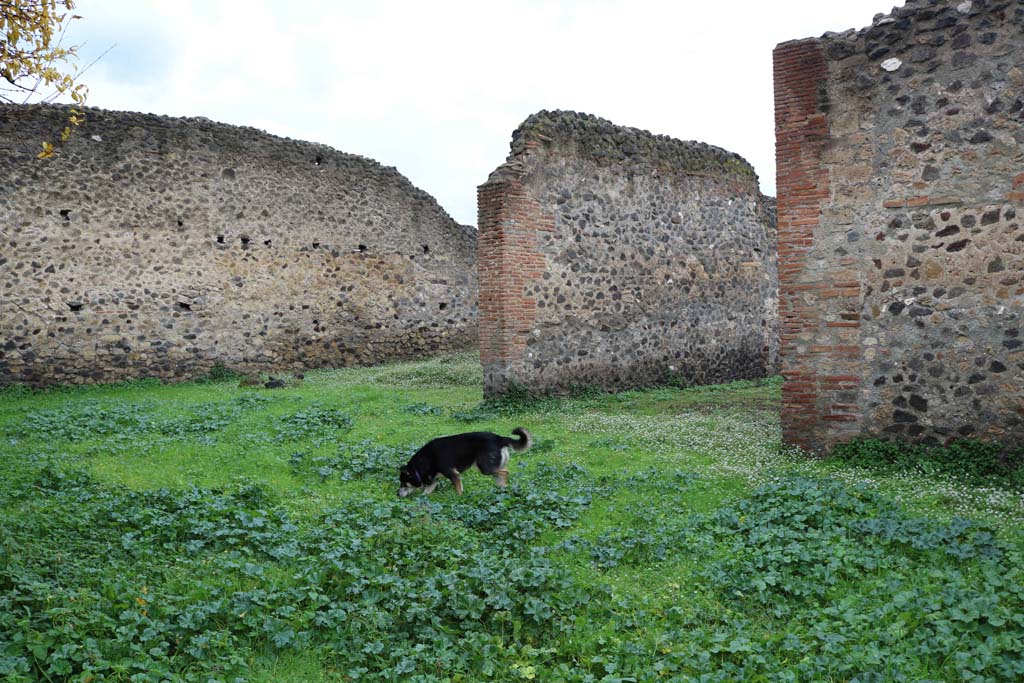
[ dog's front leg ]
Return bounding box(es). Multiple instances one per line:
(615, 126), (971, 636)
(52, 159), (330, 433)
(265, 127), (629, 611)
(494, 469), (510, 488)
(421, 481), (439, 495)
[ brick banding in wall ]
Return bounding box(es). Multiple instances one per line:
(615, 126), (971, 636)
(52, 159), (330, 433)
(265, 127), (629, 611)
(0, 104), (478, 386)
(478, 110), (779, 397)
(774, 0), (1024, 452)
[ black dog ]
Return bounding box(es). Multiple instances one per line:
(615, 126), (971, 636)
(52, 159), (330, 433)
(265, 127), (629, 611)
(397, 428), (532, 497)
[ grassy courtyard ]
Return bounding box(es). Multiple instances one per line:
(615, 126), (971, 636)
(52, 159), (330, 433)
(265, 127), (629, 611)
(1, 351), (1022, 682)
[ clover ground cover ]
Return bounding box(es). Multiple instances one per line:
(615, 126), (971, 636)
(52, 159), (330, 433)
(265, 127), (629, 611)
(1, 351), (1022, 682)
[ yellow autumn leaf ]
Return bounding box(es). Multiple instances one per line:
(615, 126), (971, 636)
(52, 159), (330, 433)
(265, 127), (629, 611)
(3, 1), (90, 151)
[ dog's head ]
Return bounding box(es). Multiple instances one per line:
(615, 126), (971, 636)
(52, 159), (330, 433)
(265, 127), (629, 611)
(397, 465), (420, 498)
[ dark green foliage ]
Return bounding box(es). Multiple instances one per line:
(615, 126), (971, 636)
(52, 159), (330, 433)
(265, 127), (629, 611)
(2, 362), (1024, 682)
(437, 463), (597, 550)
(450, 391), (572, 424)
(289, 440), (409, 482)
(0, 459), (603, 682)
(666, 373), (778, 391)
(589, 436), (630, 451)
(452, 381), (609, 424)
(198, 362), (243, 383)
(5, 462), (1023, 683)
(685, 478), (1024, 680)
(0, 384), (33, 399)
(272, 403), (354, 443)
(701, 478), (1003, 607)
(527, 436), (555, 455)
(580, 471), (703, 569)
(3, 395), (272, 443)
(160, 395), (272, 436)
(448, 404), (499, 423)
(399, 403), (444, 417)
(832, 438), (1024, 489)
(4, 400), (154, 440)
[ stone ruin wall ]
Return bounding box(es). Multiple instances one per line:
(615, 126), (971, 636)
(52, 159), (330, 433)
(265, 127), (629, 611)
(775, 0), (1024, 452)
(0, 105), (478, 385)
(478, 110), (778, 396)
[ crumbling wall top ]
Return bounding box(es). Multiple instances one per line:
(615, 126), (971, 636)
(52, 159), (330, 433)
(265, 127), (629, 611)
(791, 0), (1023, 61)
(506, 109), (759, 182)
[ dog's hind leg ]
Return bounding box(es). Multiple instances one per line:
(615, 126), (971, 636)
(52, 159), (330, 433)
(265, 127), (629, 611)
(443, 469), (464, 495)
(495, 446), (510, 487)
(478, 446), (511, 488)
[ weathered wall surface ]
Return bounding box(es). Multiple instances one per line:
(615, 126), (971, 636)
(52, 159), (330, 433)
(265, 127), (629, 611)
(479, 110), (778, 396)
(0, 105), (477, 385)
(775, 0), (1024, 451)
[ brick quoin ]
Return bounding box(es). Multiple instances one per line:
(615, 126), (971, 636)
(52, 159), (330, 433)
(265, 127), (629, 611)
(477, 168), (552, 396)
(774, 39), (860, 453)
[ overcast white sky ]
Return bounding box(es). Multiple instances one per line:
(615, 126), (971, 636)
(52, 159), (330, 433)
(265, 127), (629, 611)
(61, 0), (896, 226)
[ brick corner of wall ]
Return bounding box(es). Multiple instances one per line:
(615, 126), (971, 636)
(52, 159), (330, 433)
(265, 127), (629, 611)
(774, 35), (838, 452)
(476, 169), (548, 397)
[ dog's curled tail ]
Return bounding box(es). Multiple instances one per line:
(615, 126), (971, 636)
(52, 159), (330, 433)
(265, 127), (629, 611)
(510, 427), (533, 452)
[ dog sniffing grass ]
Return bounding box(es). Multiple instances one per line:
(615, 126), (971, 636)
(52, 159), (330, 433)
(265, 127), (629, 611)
(397, 427), (532, 496)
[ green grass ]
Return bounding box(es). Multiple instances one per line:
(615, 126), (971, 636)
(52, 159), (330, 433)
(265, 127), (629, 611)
(1, 351), (1023, 682)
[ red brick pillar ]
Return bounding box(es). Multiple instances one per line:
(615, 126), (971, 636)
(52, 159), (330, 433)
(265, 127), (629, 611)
(476, 166), (551, 396)
(774, 39), (860, 453)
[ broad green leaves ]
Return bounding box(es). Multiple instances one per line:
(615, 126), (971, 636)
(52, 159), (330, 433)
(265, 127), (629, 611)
(1, 360), (1023, 681)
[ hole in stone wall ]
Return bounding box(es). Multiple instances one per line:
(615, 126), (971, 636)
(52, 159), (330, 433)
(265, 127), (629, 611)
(312, 241), (320, 248)
(314, 155), (323, 166)
(175, 302), (192, 312)
(67, 302), (83, 312)
(177, 219), (184, 227)
(358, 244), (367, 253)
(59, 209), (71, 222)
(240, 236), (251, 249)
(422, 244), (430, 254)
(216, 235), (225, 244)
(264, 239), (272, 246)
(439, 302), (447, 310)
